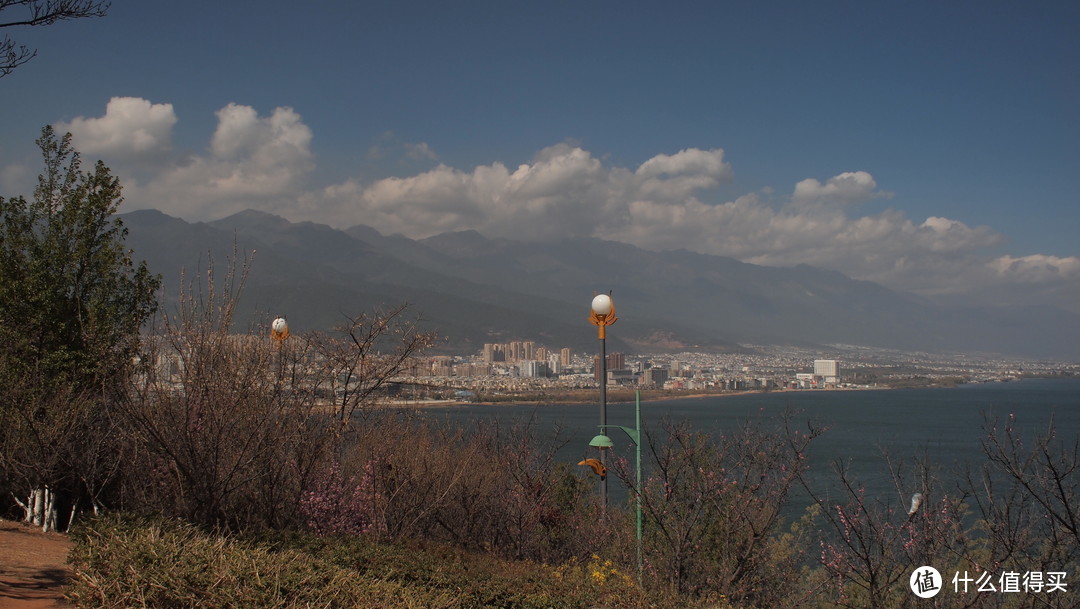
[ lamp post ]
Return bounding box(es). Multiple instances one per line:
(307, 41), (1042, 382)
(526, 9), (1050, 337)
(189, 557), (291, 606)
(588, 391), (643, 586)
(589, 293), (617, 507)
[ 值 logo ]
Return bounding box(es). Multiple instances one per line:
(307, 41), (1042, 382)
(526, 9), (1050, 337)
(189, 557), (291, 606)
(910, 566), (942, 598)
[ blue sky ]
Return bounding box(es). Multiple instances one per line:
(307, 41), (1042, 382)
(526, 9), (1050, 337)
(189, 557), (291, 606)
(1, 1), (1078, 311)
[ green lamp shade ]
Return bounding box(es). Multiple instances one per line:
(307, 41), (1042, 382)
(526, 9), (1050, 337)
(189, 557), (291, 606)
(589, 434), (614, 448)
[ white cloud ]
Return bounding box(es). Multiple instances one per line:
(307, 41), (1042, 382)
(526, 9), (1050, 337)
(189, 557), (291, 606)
(318, 144), (631, 240)
(44, 98), (1076, 307)
(0, 163), (30, 194)
(55, 99), (315, 220)
(635, 147), (732, 180)
(125, 102), (313, 219)
(309, 146), (1072, 302)
(791, 171), (889, 208)
(989, 254), (1080, 283)
(55, 97), (176, 160)
(313, 144), (737, 242)
(406, 141), (438, 161)
(918, 216), (1003, 253)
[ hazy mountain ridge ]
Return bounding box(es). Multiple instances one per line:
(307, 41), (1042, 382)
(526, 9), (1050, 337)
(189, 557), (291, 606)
(118, 209), (1080, 359)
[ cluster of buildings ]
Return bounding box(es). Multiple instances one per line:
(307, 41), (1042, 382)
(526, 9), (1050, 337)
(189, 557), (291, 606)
(419, 342), (575, 380)
(404, 341), (845, 395)
(477, 341), (574, 377)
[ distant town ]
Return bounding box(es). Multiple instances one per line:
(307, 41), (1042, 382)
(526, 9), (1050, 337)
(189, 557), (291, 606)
(390, 342), (1080, 403)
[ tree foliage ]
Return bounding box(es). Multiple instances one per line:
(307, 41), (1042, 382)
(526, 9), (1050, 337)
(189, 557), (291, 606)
(0, 126), (159, 527)
(0, 0), (109, 77)
(0, 126), (159, 389)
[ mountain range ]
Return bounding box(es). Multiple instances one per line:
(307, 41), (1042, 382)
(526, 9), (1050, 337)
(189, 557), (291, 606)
(118, 209), (1080, 360)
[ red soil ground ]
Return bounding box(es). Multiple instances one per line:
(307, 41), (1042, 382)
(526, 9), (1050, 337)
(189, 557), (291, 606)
(0, 519), (73, 608)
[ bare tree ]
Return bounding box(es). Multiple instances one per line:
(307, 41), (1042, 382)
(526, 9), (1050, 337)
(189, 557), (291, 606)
(964, 414), (1079, 608)
(808, 454), (976, 608)
(611, 415), (822, 603)
(1, 0), (109, 77)
(115, 253), (330, 530)
(300, 414), (600, 564)
(117, 252), (439, 531)
(309, 306), (437, 423)
(808, 415), (1078, 609)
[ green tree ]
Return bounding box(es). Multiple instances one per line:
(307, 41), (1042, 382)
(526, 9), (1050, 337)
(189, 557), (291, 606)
(0, 126), (159, 530)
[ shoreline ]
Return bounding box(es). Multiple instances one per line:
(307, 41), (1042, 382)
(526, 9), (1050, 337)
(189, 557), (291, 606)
(384, 373), (1076, 409)
(390, 385), (888, 408)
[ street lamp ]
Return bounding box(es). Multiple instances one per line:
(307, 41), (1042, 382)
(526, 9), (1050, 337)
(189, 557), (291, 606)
(589, 292), (617, 506)
(271, 317), (289, 343)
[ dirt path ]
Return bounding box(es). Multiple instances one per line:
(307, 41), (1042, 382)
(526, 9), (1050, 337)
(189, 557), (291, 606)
(0, 519), (73, 608)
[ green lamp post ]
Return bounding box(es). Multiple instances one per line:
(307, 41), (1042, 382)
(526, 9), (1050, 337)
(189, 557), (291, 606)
(588, 391), (643, 586)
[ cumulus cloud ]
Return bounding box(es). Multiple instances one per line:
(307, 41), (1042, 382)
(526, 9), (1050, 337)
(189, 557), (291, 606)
(56, 97), (176, 161)
(311, 144), (738, 242)
(121, 102), (313, 219)
(635, 148), (732, 180)
(46, 98), (1076, 307)
(791, 171), (884, 207)
(313, 143), (631, 240)
(47, 98), (315, 220)
(307, 143), (1077, 302)
(989, 254), (1080, 283)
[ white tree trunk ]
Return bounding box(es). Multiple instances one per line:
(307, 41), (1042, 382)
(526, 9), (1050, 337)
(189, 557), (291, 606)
(43, 487), (57, 533)
(14, 492), (32, 522)
(32, 488), (44, 527)
(68, 499), (80, 531)
(17, 487), (60, 532)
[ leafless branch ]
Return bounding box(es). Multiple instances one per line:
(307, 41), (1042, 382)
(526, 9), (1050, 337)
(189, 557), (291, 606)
(1, 1), (110, 77)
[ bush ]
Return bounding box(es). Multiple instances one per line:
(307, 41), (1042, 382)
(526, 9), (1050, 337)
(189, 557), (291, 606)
(68, 513), (687, 609)
(308, 414), (604, 564)
(67, 514), (456, 609)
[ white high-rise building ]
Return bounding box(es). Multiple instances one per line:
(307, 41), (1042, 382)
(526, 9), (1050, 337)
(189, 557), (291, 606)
(813, 359), (840, 385)
(520, 360), (550, 378)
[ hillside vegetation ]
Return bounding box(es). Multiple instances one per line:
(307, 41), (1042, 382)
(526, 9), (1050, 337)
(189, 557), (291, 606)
(69, 514), (668, 609)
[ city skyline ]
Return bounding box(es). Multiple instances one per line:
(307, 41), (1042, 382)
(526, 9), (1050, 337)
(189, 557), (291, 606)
(1, 1), (1077, 315)
(393, 342), (1076, 401)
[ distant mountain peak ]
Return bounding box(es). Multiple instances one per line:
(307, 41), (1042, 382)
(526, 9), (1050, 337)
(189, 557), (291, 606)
(420, 229), (498, 256)
(117, 208), (182, 226)
(210, 209), (293, 231)
(344, 224), (387, 242)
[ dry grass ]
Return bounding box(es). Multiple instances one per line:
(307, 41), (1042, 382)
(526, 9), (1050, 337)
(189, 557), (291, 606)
(67, 514), (682, 609)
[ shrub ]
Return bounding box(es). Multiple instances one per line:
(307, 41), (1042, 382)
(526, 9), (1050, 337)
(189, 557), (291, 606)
(69, 513), (687, 609)
(67, 514), (457, 609)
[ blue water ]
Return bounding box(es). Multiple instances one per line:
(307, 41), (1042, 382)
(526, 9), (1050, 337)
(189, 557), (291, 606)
(419, 378), (1080, 513)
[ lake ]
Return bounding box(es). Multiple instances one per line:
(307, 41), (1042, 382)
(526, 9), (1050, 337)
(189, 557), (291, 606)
(418, 378), (1080, 513)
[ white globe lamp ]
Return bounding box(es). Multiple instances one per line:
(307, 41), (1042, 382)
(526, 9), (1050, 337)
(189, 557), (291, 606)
(591, 294), (613, 317)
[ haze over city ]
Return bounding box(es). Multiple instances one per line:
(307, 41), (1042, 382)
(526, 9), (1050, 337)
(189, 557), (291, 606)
(1, 1), (1078, 317)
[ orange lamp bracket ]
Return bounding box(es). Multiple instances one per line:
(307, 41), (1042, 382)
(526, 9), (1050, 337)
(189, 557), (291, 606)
(588, 308), (617, 340)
